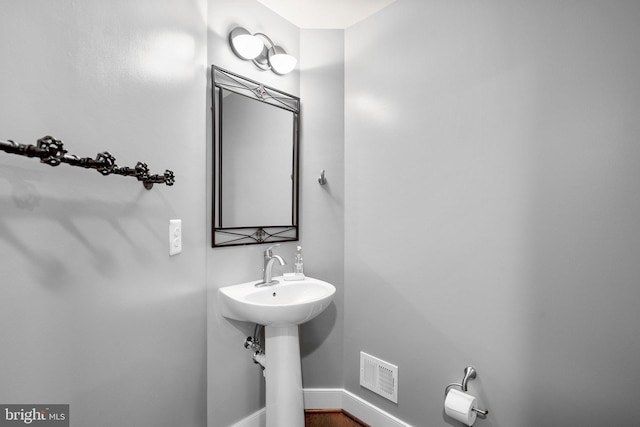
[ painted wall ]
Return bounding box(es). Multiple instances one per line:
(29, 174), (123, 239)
(344, 0), (640, 426)
(206, 2), (345, 427)
(299, 29), (345, 388)
(206, 4), (298, 425)
(0, 1), (344, 426)
(6, 1), (637, 426)
(0, 0), (208, 426)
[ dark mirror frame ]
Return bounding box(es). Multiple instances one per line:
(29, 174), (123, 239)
(211, 66), (300, 247)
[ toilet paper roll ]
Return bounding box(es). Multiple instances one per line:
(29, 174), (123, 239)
(444, 389), (477, 426)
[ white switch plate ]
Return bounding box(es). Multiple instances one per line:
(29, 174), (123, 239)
(169, 219), (182, 256)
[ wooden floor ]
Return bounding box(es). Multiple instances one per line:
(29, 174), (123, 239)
(305, 409), (370, 427)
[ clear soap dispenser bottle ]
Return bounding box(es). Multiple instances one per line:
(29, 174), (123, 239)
(294, 246), (304, 276)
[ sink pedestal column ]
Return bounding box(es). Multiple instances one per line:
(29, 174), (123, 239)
(265, 325), (304, 427)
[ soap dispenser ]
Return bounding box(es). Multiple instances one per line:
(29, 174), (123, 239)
(294, 246), (304, 276)
(284, 246), (305, 281)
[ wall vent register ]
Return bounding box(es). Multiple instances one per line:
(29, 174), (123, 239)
(359, 352), (398, 403)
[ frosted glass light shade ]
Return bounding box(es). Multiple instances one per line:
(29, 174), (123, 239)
(229, 27), (263, 60)
(229, 27), (297, 75)
(268, 46), (297, 75)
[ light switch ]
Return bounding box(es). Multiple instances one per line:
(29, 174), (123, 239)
(169, 219), (182, 256)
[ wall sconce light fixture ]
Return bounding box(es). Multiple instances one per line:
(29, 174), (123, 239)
(228, 26), (297, 75)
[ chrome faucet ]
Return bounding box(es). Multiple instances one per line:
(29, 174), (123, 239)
(256, 244), (286, 287)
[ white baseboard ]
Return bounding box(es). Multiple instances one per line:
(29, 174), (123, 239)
(230, 388), (412, 427)
(304, 388), (413, 427)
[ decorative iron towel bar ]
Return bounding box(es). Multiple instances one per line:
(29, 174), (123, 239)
(0, 136), (175, 190)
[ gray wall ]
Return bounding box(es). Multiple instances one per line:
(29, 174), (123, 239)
(0, 0), (208, 426)
(206, 2), (345, 427)
(344, 0), (640, 425)
(299, 29), (345, 388)
(206, 4), (299, 426)
(0, 2), (345, 427)
(4, 1), (640, 426)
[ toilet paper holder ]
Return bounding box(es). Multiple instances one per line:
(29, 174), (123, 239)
(444, 366), (489, 416)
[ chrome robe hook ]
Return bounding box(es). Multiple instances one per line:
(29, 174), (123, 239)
(318, 169), (327, 185)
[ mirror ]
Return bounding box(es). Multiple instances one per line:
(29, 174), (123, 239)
(211, 66), (300, 247)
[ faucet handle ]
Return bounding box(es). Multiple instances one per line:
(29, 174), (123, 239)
(265, 244), (280, 257)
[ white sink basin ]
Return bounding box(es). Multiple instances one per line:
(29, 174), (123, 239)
(218, 276), (335, 326)
(219, 276), (336, 426)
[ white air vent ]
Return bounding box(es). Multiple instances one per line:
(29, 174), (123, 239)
(359, 352), (398, 403)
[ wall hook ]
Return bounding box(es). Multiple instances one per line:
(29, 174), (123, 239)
(318, 169), (327, 185)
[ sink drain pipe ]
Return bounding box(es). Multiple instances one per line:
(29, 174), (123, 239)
(253, 352), (266, 371)
(245, 324), (266, 373)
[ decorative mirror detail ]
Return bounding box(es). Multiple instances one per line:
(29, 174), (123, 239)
(211, 66), (300, 247)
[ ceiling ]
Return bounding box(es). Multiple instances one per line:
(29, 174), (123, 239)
(255, 0), (398, 29)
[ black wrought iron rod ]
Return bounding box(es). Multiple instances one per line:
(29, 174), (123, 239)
(0, 136), (174, 189)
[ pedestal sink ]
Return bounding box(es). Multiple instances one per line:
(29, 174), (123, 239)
(218, 276), (336, 427)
